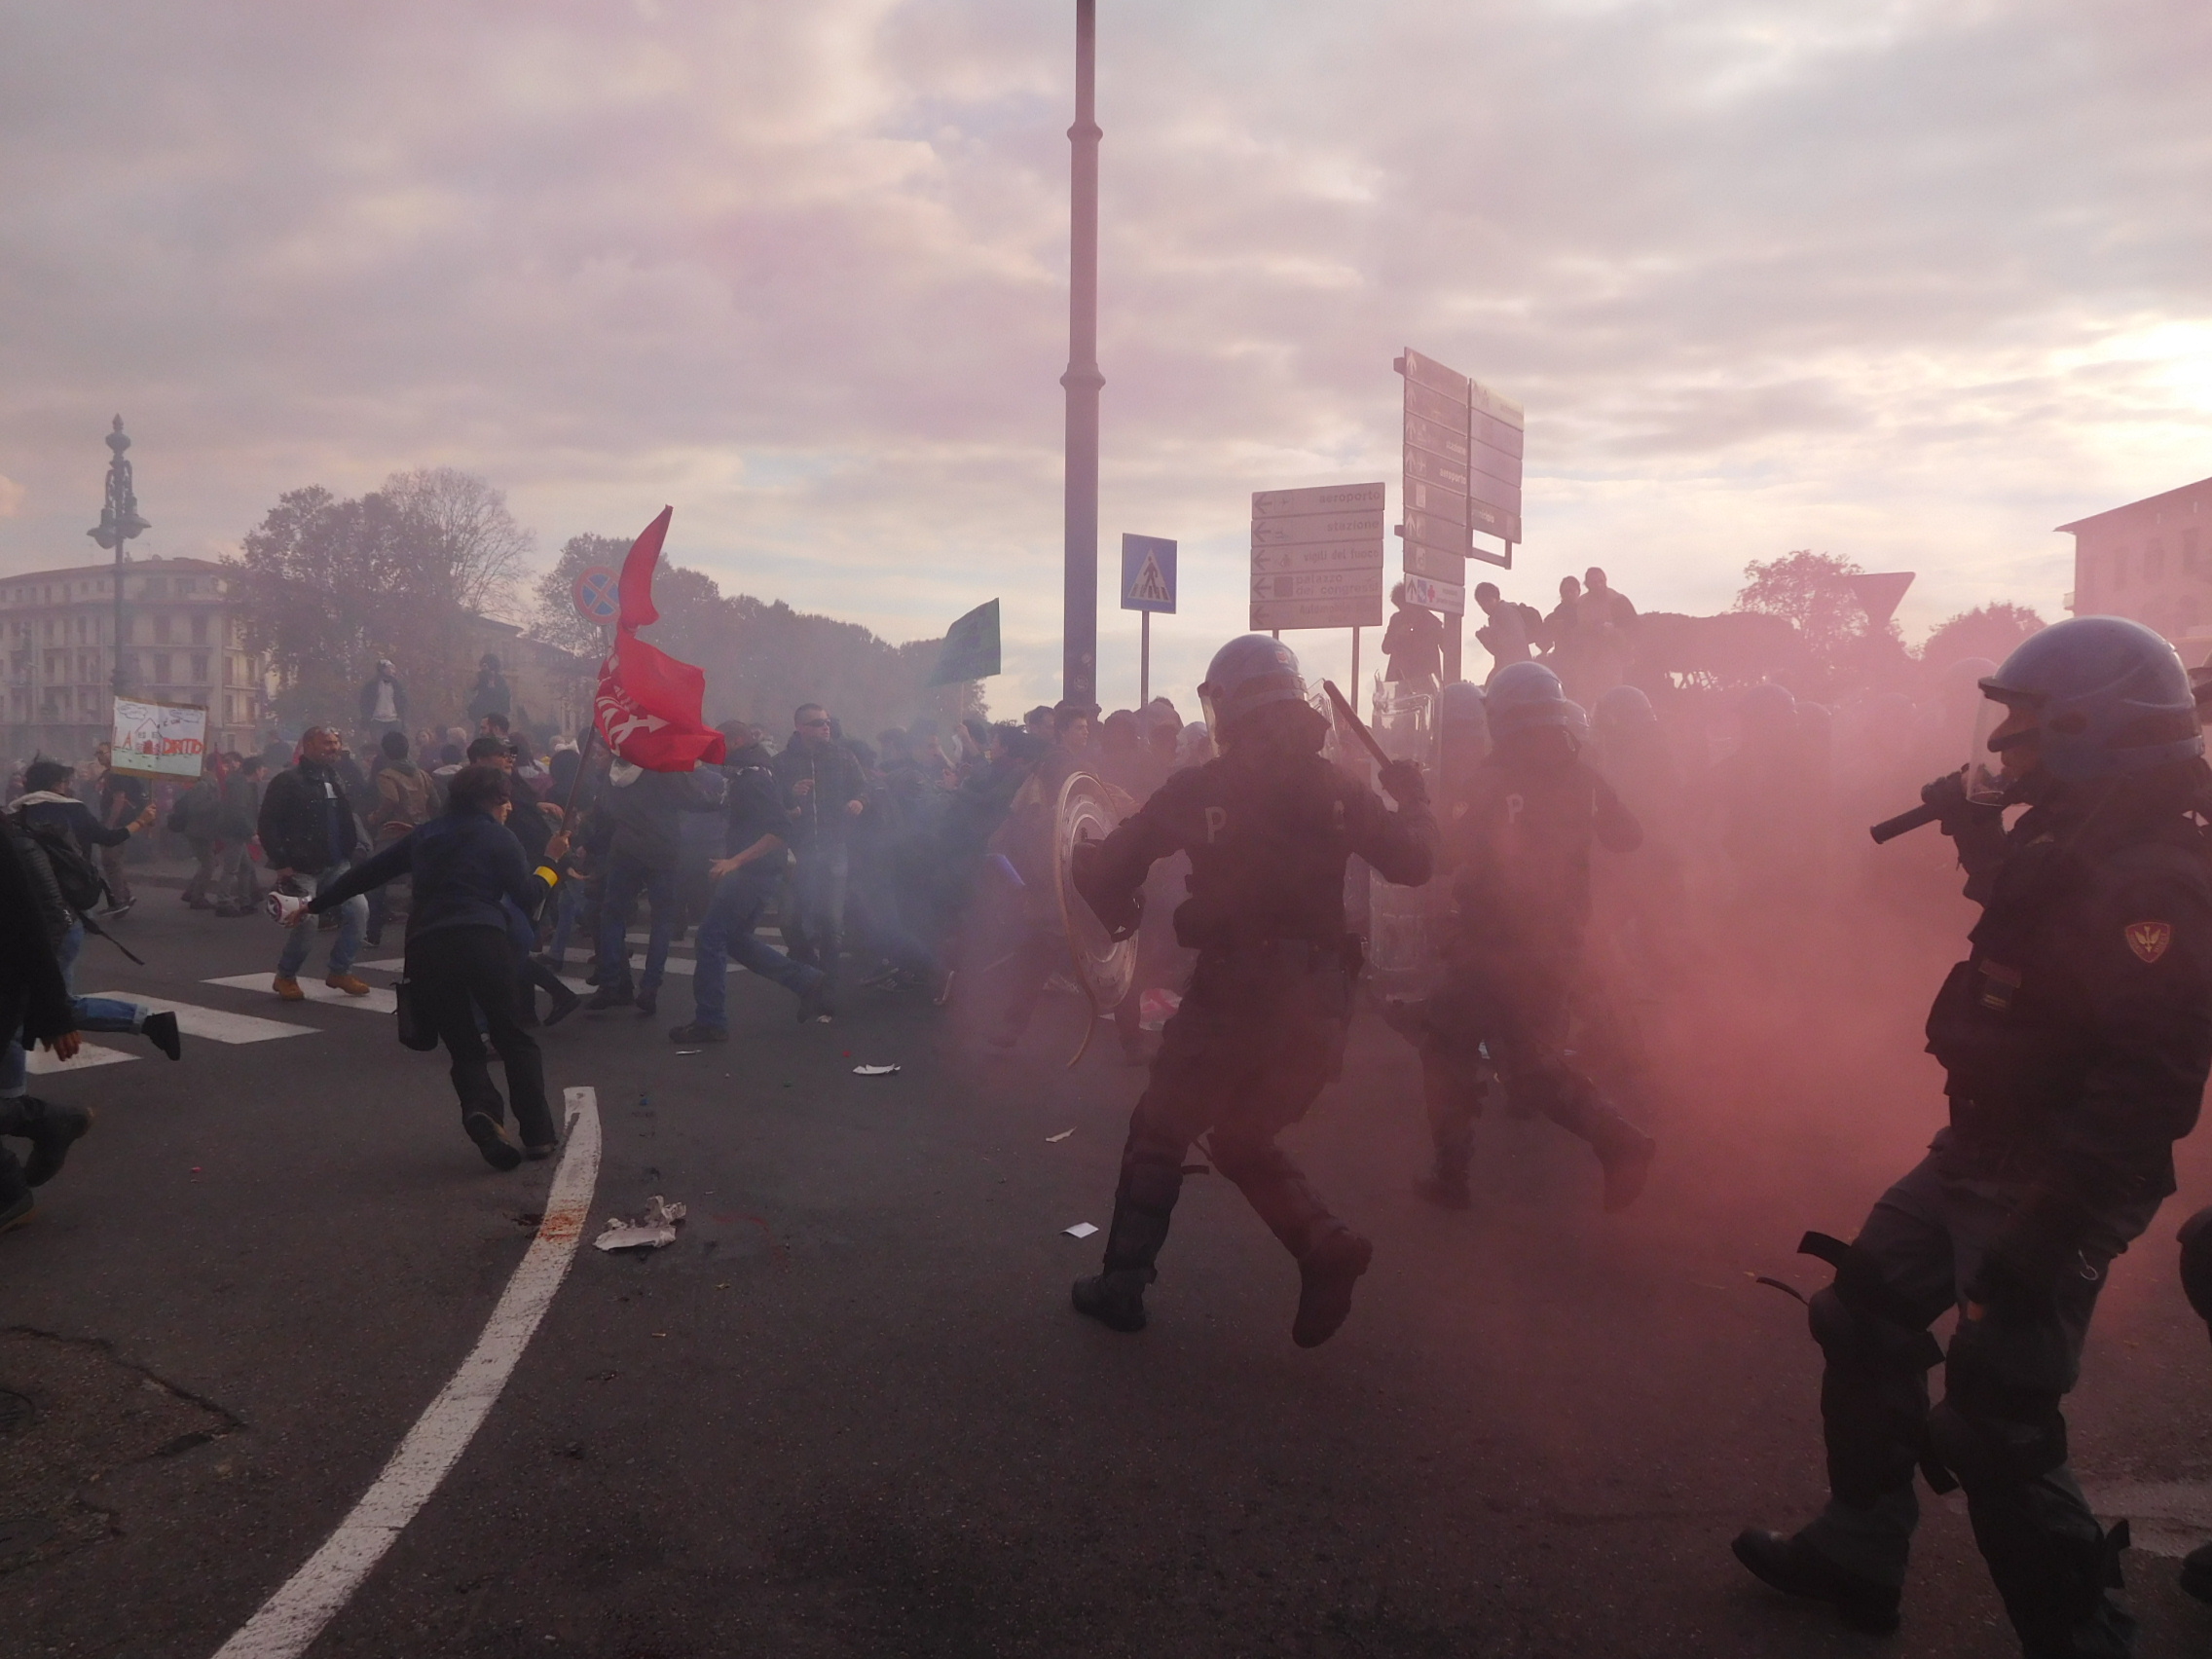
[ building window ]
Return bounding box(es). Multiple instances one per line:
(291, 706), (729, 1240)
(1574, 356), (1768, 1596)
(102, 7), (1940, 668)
(154, 652), (171, 682)
(191, 652), (209, 683)
(155, 613), (172, 644)
(191, 613), (208, 645)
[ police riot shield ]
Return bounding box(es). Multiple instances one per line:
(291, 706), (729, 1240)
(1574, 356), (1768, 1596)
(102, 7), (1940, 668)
(1365, 681), (1437, 976)
(1053, 769), (1139, 1021)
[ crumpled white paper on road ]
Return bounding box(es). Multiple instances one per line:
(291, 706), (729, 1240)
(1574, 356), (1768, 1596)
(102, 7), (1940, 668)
(594, 1195), (688, 1252)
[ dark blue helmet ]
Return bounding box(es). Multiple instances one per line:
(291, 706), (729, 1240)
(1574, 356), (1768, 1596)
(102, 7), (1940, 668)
(1439, 680), (1486, 728)
(1198, 634), (1305, 733)
(1978, 616), (2201, 783)
(1485, 661), (1573, 737)
(1593, 683), (1655, 732)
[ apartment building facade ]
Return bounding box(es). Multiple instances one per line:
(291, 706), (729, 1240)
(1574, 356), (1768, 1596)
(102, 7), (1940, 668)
(2059, 475), (2212, 650)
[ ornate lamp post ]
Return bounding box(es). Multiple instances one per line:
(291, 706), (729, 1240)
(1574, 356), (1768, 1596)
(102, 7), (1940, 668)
(87, 414), (150, 700)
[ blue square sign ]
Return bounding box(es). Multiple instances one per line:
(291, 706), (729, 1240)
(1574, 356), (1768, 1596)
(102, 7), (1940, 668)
(1120, 534), (1176, 613)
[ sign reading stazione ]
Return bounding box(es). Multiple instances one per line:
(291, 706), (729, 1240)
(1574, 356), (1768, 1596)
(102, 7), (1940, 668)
(1249, 483), (1385, 631)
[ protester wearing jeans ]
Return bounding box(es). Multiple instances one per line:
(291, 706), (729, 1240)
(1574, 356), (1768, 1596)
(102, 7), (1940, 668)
(299, 764), (569, 1170)
(257, 726), (371, 1002)
(669, 731), (831, 1043)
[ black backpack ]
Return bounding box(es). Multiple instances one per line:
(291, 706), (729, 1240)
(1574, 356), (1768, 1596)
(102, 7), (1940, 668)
(8, 809), (108, 915)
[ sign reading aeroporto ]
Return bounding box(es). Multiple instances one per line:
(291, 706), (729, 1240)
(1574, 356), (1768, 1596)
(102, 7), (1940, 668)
(1249, 483), (1386, 631)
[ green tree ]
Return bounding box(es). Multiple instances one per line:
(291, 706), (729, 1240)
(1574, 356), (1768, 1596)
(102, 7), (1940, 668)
(1918, 602), (2044, 668)
(232, 471), (533, 730)
(1735, 549), (1905, 689)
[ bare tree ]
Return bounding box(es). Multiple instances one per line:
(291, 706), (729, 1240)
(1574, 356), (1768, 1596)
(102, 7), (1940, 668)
(382, 467), (533, 620)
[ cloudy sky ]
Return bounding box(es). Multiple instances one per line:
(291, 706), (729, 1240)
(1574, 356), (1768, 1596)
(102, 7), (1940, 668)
(4, 0), (2208, 712)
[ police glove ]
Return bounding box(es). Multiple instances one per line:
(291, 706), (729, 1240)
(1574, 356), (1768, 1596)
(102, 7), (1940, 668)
(1069, 839), (1142, 941)
(1379, 758), (1429, 807)
(1966, 1188), (2097, 1322)
(1919, 769), (2003, 840)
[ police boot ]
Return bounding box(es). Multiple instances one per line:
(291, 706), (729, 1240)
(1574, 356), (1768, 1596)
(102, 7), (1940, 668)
(1731, 1529), (1901, 1635)
(19, 1098), (94, 1189)
(2182, 1540), (2212, 1604)
(1071, 1270), (1148, 1333)
(1292, 1224), (1374, 1348)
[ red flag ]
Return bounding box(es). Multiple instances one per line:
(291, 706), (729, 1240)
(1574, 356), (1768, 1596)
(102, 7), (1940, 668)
(593, 507), (727, 771)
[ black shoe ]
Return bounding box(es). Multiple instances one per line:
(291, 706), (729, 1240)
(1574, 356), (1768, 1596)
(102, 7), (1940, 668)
(2183, 1540), (2212, 1604)
(544, 986), (583, 1027)
(23, 1099), (94, 1188)
(142, 1011), (182, 1061)
(463, 1111), (524, 1171)
(583, 964), (603, 986)
(634, 987), (658, 1018)
(1071, 1271), (1148, 1332)
(1731, 1529), (1900, 1635)
(1416, 1173), (1470, 1211)
(1292, 1228), (1373, 1347)
(1597, 1124), (1656, 1212)
(668, 1023), (729, 1045)
(104, 898), (135, 919)
(796, 978), (835, 1024)
(586, 983), (634, 1011)
(364, 929), (384, 948)
(524, 1139), (559, 1162)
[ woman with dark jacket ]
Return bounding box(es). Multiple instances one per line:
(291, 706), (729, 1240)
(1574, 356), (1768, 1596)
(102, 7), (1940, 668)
(294, 764), (570, 1170)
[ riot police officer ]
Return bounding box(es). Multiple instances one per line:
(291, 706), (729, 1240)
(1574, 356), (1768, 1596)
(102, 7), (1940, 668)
(1068, 635), (1434, 1346)
(1415, 661), (1656, 1212)
(1735, 617), (2212, 1656)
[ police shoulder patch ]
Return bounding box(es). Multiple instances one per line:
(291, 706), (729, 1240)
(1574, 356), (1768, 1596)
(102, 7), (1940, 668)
(2125, 920), (2173, 964)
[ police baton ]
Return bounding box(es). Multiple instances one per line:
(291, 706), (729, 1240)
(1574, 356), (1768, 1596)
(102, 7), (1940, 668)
(1320, 681), (1393, 772)
(1868, 802), (1940, 845)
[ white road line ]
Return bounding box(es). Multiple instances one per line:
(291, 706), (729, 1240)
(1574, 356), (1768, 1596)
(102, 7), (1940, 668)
(202, 975), (397, 1014)
(210, 1086), (603, 1659)
(25, 1042), (136, 1073)
(83, 995), (313, 1045)
(352, 961), (595, 994)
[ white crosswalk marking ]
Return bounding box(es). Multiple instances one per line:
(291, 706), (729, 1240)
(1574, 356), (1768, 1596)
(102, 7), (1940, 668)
(352, 961), (592, 993)
(84, 994), (313, 1045)
(25, 1042), (136, 1073)
(202, 975), (398, 1014)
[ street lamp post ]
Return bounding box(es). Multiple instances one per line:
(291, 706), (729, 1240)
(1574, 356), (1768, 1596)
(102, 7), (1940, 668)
(1061, 0), (1102, 707)
(88, 414), (150, 706)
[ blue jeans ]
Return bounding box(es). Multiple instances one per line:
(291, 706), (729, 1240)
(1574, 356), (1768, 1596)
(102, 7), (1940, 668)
(276, 862), (368, 979)
(3, 922), (148, 1096)
(596, 855), (677, 993)
(690, 873), (821, 1029)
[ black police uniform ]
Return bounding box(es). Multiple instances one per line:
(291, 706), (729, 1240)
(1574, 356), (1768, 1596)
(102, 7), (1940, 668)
(1771, 766), (2212, 1654)
(1418, 743), (1655, 1206)
(1073, 732), (1433, 1341)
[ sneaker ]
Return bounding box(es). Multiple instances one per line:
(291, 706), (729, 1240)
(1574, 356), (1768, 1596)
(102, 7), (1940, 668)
(586, 983), (634, 1011)
(273, 976), (307, 1002)
(325, 974), (373, 997)
(142, 1011), (182, 1061)
(667, 1023), (730, 1045)
(104, 898), (135, 919)
(1731, 1529), (1900, 1635)
(1291, 1227), (1373, 1348)
(462, 1111), (524, 1171)
(634, 987), (658, 1018)
(0, 1191), (32, 1235)
(23, 1099), (94, 1188)
(796, 978), (836, 1024)
(1071, 1271), (1148, 1332)
(543, 986), (583, 1027)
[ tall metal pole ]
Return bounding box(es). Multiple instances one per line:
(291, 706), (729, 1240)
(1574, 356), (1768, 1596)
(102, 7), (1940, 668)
(1139, 609), (1150, 709)
(89, 416), (149, 707)
(1061, 0), (1102, 708)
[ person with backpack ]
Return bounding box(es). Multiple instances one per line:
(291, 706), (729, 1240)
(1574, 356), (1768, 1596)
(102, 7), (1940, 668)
(212, 755), (266, 916)
(363, 730), (439, 948)
(256, 725), (371, 1001)
(170, 766), (226, 908)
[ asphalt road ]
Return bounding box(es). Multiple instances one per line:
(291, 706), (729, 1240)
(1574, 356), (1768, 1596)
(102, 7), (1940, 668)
(6, 890), (2212, 1658)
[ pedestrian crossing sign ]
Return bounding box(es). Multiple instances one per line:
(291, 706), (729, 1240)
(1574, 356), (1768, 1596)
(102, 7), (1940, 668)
(1121, 534), (1177, 613)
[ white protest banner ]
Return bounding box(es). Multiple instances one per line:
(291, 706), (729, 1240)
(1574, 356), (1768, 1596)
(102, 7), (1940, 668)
(112, 698), (209, 779)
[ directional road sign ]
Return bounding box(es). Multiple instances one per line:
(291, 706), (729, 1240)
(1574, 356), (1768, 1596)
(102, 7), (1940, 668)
(1120, 535), (1177, 613)
(572, 565), (621, 626)
(1250, 483), (1385, 631)
(1395, 349), (1525, 570)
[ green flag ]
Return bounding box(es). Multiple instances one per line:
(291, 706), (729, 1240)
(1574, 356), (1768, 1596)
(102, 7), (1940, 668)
(929, 599), (1001, 685)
